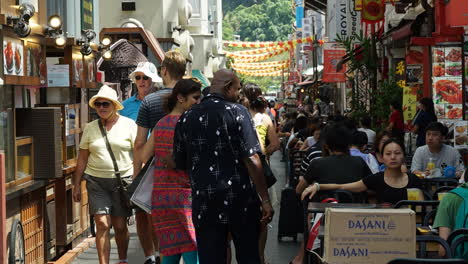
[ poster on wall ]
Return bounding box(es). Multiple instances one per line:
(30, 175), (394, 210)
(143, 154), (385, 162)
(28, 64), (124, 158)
(3, 38), (24, 76)
(323, 43), (346, 83)
(454, 121), (468, 149)
(72, 50), (84, 86)
(26, 42), (46, 78)
(403, 47), (424, 125)
(432, 46), (463, 121)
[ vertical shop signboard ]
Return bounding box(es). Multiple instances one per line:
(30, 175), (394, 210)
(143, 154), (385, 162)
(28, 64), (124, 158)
(464, 37), (468, 119)
(432, 46), (463, 121)
(81, 0), (94, 30)
(323, 43), (346, 83)
(403, 47), (424, 126)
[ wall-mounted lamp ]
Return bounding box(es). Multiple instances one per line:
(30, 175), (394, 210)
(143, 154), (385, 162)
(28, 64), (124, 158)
(76, 30), (96, 55)
(44, 15), (66, 47)
(7, 3), (35, 37)
(98, 36), (113, 60)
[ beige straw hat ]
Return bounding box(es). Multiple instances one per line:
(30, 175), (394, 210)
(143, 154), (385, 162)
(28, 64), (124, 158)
(89, 85), (124, 110)
(129, 62), (162, 83)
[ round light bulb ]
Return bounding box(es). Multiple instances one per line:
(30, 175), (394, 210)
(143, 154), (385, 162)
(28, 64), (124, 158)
(49, 15), (62, 29)
(55, 36), (66, 47)
(103, 50), (112, 60)
(300, 89), (305, 93)
(101, 37), (111, 47)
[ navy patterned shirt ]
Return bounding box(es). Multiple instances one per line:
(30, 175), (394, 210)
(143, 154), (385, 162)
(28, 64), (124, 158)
(174, 93), (261, 227)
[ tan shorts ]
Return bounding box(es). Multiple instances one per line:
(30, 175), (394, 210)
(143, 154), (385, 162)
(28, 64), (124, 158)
(84, 174), (133, 217)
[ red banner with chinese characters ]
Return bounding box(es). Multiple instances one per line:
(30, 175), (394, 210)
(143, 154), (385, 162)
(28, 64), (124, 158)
(323, 49), (346, 83)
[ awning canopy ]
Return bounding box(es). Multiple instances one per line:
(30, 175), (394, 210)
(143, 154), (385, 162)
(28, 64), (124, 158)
(100, 27), (165, 63)
(305, 0), (326, 14)
(192, 70), (210, 88)
(302, 65), (324, 76)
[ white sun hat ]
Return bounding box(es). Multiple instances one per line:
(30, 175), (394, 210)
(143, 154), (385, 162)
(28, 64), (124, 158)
(89, 85), (124, 110)
(129, 61), (163, 83)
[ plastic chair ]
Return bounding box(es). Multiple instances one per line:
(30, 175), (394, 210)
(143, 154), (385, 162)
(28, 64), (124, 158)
(448, 229), (468, 245)
(416, 235), (452, 258)
(395, 200), (440, 225)
(423, 209), (437, 226)
(432, 186), (456, 200)
(450, 233), (468, 258)
(388, 258), (468, 264)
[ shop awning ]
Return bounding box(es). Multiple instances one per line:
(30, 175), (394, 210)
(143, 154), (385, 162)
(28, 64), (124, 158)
(100, 27), (165, 62)
(305, 0), (326, 14)
(296, 80), (316, 86)
(192, 70), (210, 88)
(302, 65), (324, 76)
(391, 21), (415, 41)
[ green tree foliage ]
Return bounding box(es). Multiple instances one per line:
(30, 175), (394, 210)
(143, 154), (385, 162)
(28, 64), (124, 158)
(223, 0), (294, 42)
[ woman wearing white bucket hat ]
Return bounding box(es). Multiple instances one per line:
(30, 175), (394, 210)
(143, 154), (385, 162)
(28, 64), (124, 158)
(73, 85), (137, 264)
(120, 62), (163, 121)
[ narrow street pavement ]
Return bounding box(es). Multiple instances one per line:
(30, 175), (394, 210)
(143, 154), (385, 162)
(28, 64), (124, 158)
(72, 151), (300, 264)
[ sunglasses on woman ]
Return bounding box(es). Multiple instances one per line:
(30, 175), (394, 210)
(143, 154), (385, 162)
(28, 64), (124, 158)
(135, 75), (150, 81)
(94, 101), (111, 108)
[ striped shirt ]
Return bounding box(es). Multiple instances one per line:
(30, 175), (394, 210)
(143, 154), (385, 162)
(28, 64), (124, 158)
(300, 144), (323, 177)
(136, 88), (172, 131)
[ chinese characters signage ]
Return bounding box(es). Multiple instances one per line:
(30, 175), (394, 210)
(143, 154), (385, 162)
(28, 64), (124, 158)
(81, 0), (94, 30)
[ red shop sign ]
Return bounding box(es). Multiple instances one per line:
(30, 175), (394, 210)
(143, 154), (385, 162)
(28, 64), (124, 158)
(445, 0), (468, 28)
(323, 49), (347, 83)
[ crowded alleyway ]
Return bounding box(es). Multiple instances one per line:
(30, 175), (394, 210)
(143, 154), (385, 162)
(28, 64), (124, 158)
(72, 152), (299, 264)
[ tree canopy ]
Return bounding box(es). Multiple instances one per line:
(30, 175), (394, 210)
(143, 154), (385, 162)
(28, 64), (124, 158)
(223, 0), (295, 42)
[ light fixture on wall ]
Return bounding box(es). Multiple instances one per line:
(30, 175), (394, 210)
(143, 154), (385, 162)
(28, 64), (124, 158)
(7, 3), (35, 37)
(76, 30), (96, 56)
(98, 36), (113, 60)
(44, 15), (66, 48)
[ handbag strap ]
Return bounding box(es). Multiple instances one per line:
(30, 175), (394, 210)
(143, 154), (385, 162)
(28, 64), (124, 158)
(98, 119), (123, 183)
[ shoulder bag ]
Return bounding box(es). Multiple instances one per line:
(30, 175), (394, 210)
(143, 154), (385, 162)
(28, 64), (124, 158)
(98, 119), (132, 209)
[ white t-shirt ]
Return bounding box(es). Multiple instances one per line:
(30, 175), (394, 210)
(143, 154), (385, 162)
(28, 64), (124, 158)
(306, 136), (316, 147)
(358, 128), (376, 146)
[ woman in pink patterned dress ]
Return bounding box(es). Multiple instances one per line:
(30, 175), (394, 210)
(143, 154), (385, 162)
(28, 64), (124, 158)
(140, 79), (202, 264)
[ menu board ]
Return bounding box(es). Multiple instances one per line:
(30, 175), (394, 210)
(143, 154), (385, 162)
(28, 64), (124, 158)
(432, 46), (463, 120)
(454, 121), (468, 149)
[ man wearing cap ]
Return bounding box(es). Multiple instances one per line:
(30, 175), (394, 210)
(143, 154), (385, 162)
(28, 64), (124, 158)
(174, 69), (274, 263)
(133, 51), (187, 264)
(73, 85), (137, 264)
(120, 61), (162, 264)
(120, 62), (161, 121)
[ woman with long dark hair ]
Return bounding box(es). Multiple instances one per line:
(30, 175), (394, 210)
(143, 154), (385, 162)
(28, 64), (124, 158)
(140, 79), (202, 264)
(412, 97), (437, 147)
(240, 82), (280, 264)
(301, 138), (422, 205)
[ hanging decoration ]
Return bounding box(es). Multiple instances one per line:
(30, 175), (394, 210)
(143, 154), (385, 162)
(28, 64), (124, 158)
(231, 46), (287, 55)
(224, 36), (323, 48)
(226, 46), (290, 61)
(233, 68), (284, 77)
(361, 0), (385, 36)
(231, 61), (289, 70)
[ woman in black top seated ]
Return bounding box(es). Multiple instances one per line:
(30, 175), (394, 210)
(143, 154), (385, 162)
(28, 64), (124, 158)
(301, 138), (422, 205)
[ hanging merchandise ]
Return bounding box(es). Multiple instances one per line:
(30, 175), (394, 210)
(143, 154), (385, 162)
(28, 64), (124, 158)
(361, 0), (385, 35)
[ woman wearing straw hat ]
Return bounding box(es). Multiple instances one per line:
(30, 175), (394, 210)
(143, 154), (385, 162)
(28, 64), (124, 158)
(73, 85), (137, 264)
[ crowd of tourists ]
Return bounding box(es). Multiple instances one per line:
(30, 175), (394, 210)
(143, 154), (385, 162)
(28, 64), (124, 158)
(71, 49), (468, 264)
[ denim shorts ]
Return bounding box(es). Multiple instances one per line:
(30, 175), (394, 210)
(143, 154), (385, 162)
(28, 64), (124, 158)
(84, 174), (133, 217)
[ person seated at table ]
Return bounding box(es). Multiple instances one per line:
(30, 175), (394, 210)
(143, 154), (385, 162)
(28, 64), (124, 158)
(411, 122), (464, 178)
(373, 131), (392, 170)
(433, 170), (468, 259)
(296, 124), (372, 200)
(350, 131), (379, 174)
(301, 138), (423, 205)
(299, 124), (324, 177)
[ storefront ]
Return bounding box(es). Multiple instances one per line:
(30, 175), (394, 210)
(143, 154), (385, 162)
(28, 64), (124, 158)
(0, 1), (98, 262)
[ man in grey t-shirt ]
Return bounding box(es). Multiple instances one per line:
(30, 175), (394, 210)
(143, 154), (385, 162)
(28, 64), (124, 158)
(411, 122), (464, 178)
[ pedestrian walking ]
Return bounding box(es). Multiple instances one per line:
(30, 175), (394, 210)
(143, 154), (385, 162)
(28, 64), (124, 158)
(120, 62), (161, 120)
(139, 78), (202, 264)
(120, 61), (163, 264)
(240, 82), (280, 264)
(133, 51), (187, 264)
(72, 85), (137, 264)
(173, 69), (274, 264)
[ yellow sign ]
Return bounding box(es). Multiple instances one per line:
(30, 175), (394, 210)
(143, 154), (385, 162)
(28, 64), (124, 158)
(402, 86), (418, 121)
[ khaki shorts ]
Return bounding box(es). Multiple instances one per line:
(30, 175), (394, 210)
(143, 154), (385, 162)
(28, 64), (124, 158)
(84, 174), (133, 217)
